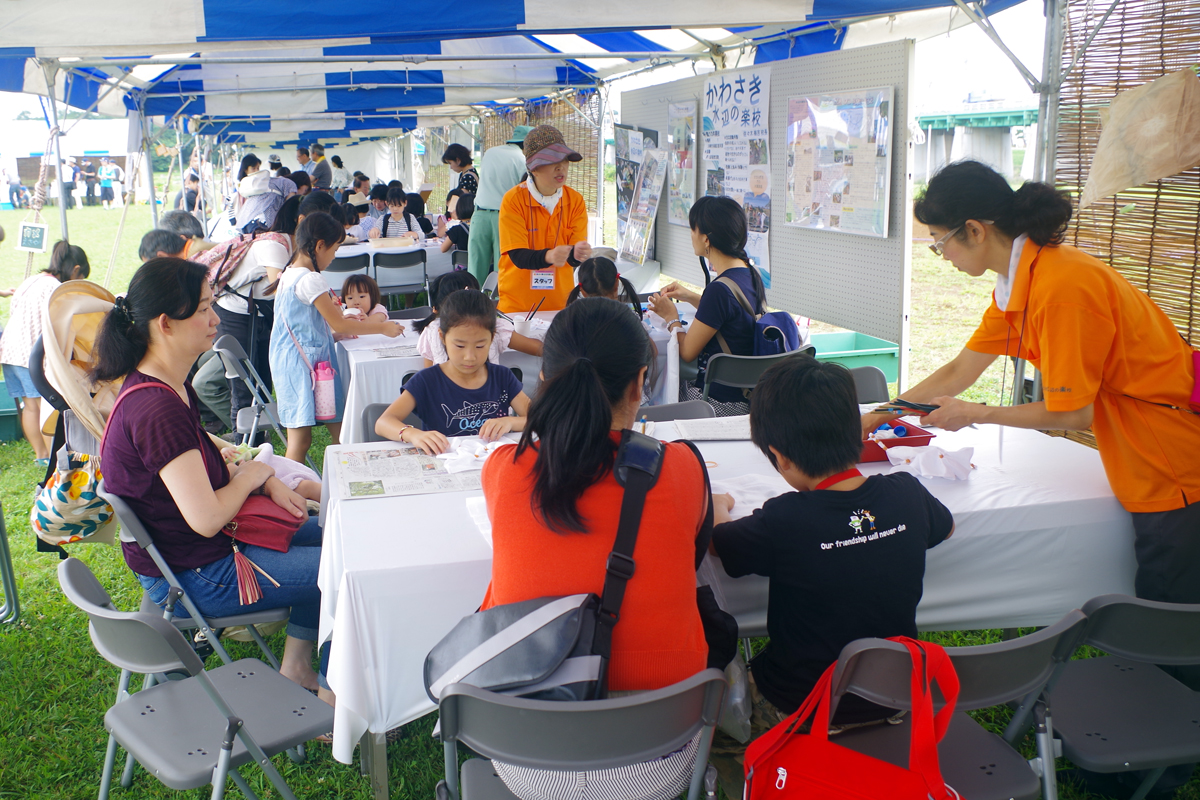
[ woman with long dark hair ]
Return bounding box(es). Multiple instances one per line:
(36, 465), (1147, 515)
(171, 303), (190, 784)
(0, 241), (90, 463)
(870, 159), (1199, 636)
(648, 195), (769, 414)
(479, 297), (711, 800)
(93, 257), (327, 699)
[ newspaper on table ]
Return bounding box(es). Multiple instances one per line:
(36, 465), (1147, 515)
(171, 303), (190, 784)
(334, 443), (483, 499)
(373, 343), (420, 359)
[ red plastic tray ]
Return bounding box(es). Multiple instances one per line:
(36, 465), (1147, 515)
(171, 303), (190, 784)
(859, 420), (937, 463)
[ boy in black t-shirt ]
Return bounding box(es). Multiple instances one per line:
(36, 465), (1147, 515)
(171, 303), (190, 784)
(709, 354), (953, 798)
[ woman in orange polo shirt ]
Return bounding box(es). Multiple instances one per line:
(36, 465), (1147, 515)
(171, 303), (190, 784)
(866, 160), (1199, 613)
(480, 297), (710, 800)
(496, 124), (592, 313)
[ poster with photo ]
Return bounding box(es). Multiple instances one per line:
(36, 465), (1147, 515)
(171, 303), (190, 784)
(702, 66), (772, 286)
(619, 148), (669, 264)
(783, 87), (893, 238)
(614, 123), (659, 245)
(667, 101), (697, 226)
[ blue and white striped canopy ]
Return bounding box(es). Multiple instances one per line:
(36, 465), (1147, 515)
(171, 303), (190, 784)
(0, 0), (1025, 143)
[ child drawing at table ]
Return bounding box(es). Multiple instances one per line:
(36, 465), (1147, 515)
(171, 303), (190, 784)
(414, 271), (542, 368)
(375, 289), (530, 455)
(705, 354), (955, 799)
(566, 256), (643, 319)
(268, 212), (406, 462)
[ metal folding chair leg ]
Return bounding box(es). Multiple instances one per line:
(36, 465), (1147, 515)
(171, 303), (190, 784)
(0, 504), (20, 625)
(99, 668), (134, 800)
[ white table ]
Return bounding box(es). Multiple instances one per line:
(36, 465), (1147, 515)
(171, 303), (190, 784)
(325, 241), (455, 294)
(316, 424), (1135, 796)
(336, 306), (688, 444)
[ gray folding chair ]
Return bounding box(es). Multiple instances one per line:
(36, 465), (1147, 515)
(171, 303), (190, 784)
(636, 400), (716, 422)
(435, 669), (726, 800)
(701, 351), (803, 401)
(213, 334), (318, 475)
(828, 611), (1088, 800)
(362, 402), (421, 443)
(849, 365), (890, 403)
(451, 250), (469, 270)
(375, 250), (427, 298)
(323, 252), (369, 294)
(1043, 594), (1200, 800)
(481, 271), (498, 300)
(0, 503), (18, 626)
(57, 558), (332, 800)
(389, 305), (433, 320)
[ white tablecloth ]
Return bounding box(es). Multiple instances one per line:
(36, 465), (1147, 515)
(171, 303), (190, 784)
(336, 306), (688, 444)
(316, 424), (1134, 762)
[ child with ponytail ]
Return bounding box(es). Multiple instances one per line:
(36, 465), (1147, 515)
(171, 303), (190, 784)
(268, 212), (405, 462)
(566, 256), (642, 319)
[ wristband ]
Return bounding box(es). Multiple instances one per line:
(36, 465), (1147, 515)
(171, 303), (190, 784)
(396, 424), (413, 442)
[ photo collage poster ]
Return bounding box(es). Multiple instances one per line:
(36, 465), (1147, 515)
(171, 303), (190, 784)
(783, 86), (894, 238)
(619, 149), (669, 264)
(702, 66), (772, 286)
(614, 123), (660, 252)
(667, 100), (698, 227)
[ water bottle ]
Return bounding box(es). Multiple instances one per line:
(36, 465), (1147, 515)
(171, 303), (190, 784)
(314, 361), (337, 421)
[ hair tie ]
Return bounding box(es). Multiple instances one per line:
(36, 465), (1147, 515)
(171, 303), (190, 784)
(112, 295), (135, 324)
(576, 356), (593, 366)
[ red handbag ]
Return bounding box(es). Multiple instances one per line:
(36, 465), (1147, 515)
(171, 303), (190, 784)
(744, 637), (961, 800)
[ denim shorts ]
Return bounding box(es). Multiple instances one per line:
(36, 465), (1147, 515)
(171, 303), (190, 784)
(2, 364), (40, 399)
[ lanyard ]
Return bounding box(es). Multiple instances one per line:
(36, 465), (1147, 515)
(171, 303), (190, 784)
(814, 467), (864, 491)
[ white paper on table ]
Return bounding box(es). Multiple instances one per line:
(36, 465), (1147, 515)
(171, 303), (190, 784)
(886, 445), (975, 480)
(337, 334), (399, 351)
(711, 474), (793, 519)
(673, 415), (752, 441)
(374, 343), (420, 359)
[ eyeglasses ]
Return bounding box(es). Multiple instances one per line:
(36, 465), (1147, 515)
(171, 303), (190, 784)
(928, 220), (994, 257)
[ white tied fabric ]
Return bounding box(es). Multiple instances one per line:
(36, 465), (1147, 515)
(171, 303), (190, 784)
(434, 436), (516, 473)
(886, 445), (975, 480)
(710, 474), (794, 519)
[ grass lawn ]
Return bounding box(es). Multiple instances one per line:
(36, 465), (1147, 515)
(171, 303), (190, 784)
(0, 209), (1194, 798)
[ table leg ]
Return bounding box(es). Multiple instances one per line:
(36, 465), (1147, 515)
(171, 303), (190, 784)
(361, 731), (388, 800)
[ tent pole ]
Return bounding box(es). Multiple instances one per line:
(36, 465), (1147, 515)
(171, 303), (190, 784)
(595, 88), (605, 247)
(176, 118), (188, 210)
(140, 105), (160, 227)
(41, 62), (70, 243)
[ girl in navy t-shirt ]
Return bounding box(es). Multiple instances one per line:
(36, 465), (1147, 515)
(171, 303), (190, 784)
(375, 289), (530, 454)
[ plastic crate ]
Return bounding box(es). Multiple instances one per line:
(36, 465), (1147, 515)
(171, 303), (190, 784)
(0, 382), (21, 442)
(859, 420), (936, 462)
(810, 331), (900, 382)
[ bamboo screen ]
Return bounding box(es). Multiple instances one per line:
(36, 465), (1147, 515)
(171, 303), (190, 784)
(479, 90), (602, 215)
(1057, 0), (1200, 346)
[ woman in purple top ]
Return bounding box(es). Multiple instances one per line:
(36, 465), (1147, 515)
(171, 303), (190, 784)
(93, 258), (327, 699)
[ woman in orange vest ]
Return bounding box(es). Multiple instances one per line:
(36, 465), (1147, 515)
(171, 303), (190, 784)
(866, 160), (1200, 619)
(496, 125), (592, 313)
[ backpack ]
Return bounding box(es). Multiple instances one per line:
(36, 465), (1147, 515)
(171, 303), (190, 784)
(191, 231), (292, 295)
(378, 212), (422, 238)
(713, 275), (801, 356)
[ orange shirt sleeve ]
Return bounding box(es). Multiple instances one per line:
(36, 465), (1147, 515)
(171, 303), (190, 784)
(965, 301), (1035, 360)
(1033, 302), (1114, 412)
(499, 188), (534, 255)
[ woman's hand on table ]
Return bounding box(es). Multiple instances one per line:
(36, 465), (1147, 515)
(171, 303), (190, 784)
(404, 428), (450, 455)
(479, 417), (517, 442)
(659, 281), (701, 307)
(923, 396), (979, 431)
(546, 245), (573, 266)
(572, 241), (592, 263)
(264, 477), (308, 519)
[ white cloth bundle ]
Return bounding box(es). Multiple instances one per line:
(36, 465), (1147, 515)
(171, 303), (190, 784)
(886, 445), (975, 480)
(434, 437), (512, 473)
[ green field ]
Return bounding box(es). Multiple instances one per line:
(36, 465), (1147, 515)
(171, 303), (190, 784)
(0, 205), (1194, 799)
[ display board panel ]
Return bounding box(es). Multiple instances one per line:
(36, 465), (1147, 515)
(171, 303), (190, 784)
(621, 40), (915, 385)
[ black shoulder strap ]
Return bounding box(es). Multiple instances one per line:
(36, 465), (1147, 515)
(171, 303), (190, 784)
(380, 213), (391, 233)
(593, 430), (665, 657)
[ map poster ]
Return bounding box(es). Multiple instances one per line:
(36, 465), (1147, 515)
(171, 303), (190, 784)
(784, 86), (894, 238)
(614, 124), (659, 244)
(619, 149), (669, 264)
(667, 100), (697, 226)
(702, 66), (772, 286)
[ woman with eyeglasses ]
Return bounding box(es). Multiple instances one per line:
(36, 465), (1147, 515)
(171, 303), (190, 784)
(864, 160), (1199, 628)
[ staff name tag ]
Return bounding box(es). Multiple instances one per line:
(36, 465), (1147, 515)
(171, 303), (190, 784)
(531, 270), (556, 290)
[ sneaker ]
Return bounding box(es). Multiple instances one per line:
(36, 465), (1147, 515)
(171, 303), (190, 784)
(34, 457), (50, 468)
